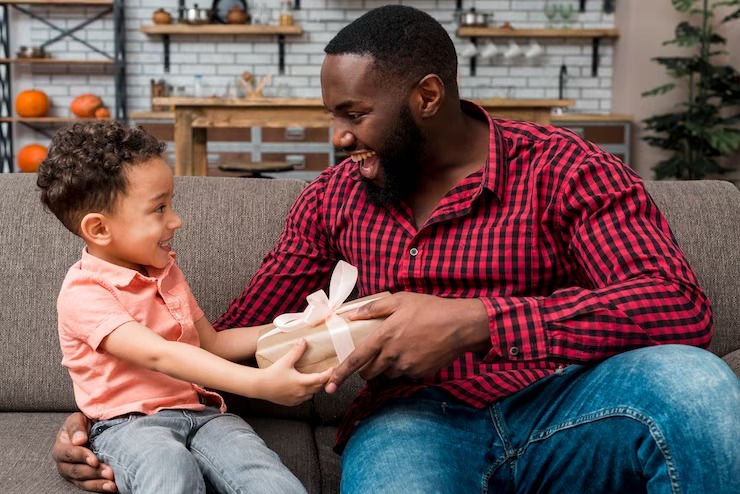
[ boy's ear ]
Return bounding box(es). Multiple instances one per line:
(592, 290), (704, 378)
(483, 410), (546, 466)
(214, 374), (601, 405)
(79, 213), (111, 246)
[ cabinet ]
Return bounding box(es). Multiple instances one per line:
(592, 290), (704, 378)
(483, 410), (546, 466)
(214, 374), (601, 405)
(0, 0), (126, 172)
(552, 113), (632, 164)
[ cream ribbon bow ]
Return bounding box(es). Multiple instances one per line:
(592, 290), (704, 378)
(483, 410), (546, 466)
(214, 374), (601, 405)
(258, 261), (382, 364)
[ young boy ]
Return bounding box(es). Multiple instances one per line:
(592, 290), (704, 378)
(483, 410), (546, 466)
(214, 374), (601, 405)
(37, 121), (330, 494)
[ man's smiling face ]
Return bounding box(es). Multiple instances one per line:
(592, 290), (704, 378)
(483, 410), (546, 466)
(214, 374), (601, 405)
(321, 53), (426, 206)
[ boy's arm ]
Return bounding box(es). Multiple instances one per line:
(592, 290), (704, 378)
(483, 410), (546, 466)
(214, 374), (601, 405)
(100, 321), (331, 406)
(193, 315), (263, 362)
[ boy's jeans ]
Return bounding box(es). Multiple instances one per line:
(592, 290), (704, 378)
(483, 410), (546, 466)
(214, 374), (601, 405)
(342, 345), (740, 493)
(90, 407), (306, 494)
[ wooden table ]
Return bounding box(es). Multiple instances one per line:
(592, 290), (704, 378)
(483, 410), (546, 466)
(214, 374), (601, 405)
(152, 97), (574, 176)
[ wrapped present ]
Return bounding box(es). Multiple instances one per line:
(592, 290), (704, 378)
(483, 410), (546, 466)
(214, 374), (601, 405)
(255, 261), (390, 373)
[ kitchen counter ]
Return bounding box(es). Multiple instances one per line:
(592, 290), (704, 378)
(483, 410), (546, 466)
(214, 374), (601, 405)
(150, 97), (575, 176)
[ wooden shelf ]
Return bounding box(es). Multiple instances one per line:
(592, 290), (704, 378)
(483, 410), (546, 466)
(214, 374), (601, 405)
(0, 0), (112, 4)
(551, 113), (632, 123)
(457, 27), (619, 38)
(457, 27), (619, 77)
(140, 24), (303, 36)
(0, 58), (113, 65)
(0, 116), (102, 123)
(140, 23), (303, 75)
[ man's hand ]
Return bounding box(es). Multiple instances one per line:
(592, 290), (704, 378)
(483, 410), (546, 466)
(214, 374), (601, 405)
(325, 293), (490, 393)
(52, 412), (117, 493)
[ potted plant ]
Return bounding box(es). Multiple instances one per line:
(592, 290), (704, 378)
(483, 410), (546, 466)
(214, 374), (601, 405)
(642, 0), (740, 180)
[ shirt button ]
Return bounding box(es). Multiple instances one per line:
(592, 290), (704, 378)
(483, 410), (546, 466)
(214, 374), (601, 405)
(409, 247), (419, 257)
(509, 346), (520, 356)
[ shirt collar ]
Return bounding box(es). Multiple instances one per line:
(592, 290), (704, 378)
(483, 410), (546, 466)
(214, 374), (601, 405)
(344, 99), (508, 202)
(79, 248), (176, 287)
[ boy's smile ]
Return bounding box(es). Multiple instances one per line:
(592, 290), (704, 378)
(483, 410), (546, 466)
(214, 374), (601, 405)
(88, 157), (182, 273)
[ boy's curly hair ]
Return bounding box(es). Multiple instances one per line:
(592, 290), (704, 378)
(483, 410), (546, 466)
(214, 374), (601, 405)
(37, 120), (166, 236)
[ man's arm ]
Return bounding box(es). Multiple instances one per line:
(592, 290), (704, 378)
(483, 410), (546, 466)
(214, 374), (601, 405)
(327, 154), (712, 390)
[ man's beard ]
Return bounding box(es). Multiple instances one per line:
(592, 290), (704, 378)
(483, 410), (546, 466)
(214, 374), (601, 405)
(362, 105), (425, 207)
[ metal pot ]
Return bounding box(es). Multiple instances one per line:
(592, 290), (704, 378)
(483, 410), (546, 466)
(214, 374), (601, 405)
(16, 45), (47, 59)
(458, 8), (489, 27)
(180, 3), (213, 24)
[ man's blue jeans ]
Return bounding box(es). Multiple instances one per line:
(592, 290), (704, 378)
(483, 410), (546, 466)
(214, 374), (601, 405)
(341, 345), (740, 493)
(89, 407), (305, 494)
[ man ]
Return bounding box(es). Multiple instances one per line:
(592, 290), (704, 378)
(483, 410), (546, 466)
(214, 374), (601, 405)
(53, 5), (739, 493)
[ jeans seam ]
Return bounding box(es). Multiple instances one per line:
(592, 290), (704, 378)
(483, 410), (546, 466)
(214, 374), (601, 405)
(524, 406), (681, 494)
(484, 403), (515, 493)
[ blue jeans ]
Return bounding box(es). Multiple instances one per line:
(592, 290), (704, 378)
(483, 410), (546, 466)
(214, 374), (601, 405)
(341, 345), (740, 493)
(89, 407), (306, 494)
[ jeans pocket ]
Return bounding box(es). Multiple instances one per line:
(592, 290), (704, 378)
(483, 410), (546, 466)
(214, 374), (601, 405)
(89, 416), (133, 443)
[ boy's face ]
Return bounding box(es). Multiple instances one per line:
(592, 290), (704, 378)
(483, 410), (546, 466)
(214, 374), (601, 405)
(96, 157), (182, 272)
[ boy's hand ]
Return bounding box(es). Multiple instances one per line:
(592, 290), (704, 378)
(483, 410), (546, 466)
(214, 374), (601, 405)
(259, 338), (333, 406)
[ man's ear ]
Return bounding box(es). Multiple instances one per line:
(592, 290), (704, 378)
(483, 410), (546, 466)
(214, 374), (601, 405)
(412, 74), (445, 119)
(79, 213), (111, 246)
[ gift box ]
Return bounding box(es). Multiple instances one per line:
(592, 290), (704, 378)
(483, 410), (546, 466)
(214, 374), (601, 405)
(255, 291), (390, 373)
(255, 261), (390, 374)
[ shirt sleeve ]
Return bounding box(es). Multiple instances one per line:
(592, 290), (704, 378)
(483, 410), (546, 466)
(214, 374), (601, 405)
(213, 175), (339, 330)
(480, 152), (713, 363)
(58, 276), (135, 350)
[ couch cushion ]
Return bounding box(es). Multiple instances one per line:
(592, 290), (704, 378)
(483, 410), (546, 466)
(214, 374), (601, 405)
(645, 180), (740, 358)
(0, 413), (320, 494)
(315, 425), (342, 494)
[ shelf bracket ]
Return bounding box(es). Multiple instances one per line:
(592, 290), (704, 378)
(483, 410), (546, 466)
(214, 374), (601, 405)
(163, 35), (171, 73)
(278, 34), (286, 75)
(469, 37), (477, 76)
(580, 0), (587, 12)
(591, 37), (600, 77)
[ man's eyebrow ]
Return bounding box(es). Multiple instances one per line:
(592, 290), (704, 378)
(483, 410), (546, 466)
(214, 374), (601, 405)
(325, 100), (361, 113)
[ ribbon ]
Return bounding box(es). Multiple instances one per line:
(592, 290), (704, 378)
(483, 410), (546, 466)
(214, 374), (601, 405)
(258, 261), (382, 363)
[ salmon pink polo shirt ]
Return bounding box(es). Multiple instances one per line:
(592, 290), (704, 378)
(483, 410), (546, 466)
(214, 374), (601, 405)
(57, 248), (225, 421)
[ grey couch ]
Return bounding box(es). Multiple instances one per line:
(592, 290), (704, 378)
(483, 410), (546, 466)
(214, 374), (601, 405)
(1, 174), (739, 493)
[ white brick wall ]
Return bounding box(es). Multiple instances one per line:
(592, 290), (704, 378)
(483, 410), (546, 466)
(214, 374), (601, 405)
(9, 0), (616, 114)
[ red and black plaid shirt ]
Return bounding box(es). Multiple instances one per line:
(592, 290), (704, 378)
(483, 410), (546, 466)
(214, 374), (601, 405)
(215, 102), (712, 450)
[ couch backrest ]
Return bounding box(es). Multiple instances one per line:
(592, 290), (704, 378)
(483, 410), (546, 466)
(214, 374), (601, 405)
(0, 174), (306, 412)
(644, 180), (740, 358)
(1, 174), (738, 414)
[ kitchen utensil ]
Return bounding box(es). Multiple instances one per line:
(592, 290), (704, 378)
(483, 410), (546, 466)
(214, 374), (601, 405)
(460, 41), (478, 58)
(524, 40), (543, 59)
(211, 0), (248, 24)
(180, 3), (213, 24)
(152, 8), (173, 24)
(503, 40), (521, 59)
(480, 41), (498, 60)
(16, 45), (48, 59)
(458, 7), (489, 27)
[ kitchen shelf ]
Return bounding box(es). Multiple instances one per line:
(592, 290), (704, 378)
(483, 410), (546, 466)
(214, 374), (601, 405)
(0, 0), (126, 172)
(140, 23), (303, 75)
(0, 58), (113, 64)
(457, 27), (619, 77)
(140, 24), (302, 35)
(0, 1), (112, 4)
(457, 27), (619, 38)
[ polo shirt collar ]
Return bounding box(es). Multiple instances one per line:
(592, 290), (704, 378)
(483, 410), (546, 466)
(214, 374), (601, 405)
(79, 248), (176, 287)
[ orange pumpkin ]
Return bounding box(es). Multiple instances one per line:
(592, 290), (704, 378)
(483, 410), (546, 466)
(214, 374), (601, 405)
(15, 89), (50, 117)
(94, 106), (111, 119)
(70, 94), (103, 118)
(17, 143), (47, 173)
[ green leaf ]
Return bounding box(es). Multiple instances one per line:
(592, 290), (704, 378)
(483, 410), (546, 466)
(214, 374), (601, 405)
(642, 83), (677, 97)
(707, 129), (740, 153)
(672, 0), (696, 13)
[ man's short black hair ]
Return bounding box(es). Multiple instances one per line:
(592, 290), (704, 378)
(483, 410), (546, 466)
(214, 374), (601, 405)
(324, 5), (457, 90)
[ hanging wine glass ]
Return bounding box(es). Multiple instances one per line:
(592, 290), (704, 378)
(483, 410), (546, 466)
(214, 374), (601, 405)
(559, 2), (574, 29)
(544, 1), (558, 28)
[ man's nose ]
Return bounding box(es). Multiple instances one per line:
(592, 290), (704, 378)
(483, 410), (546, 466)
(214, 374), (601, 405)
(332, 125), (355, 150)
